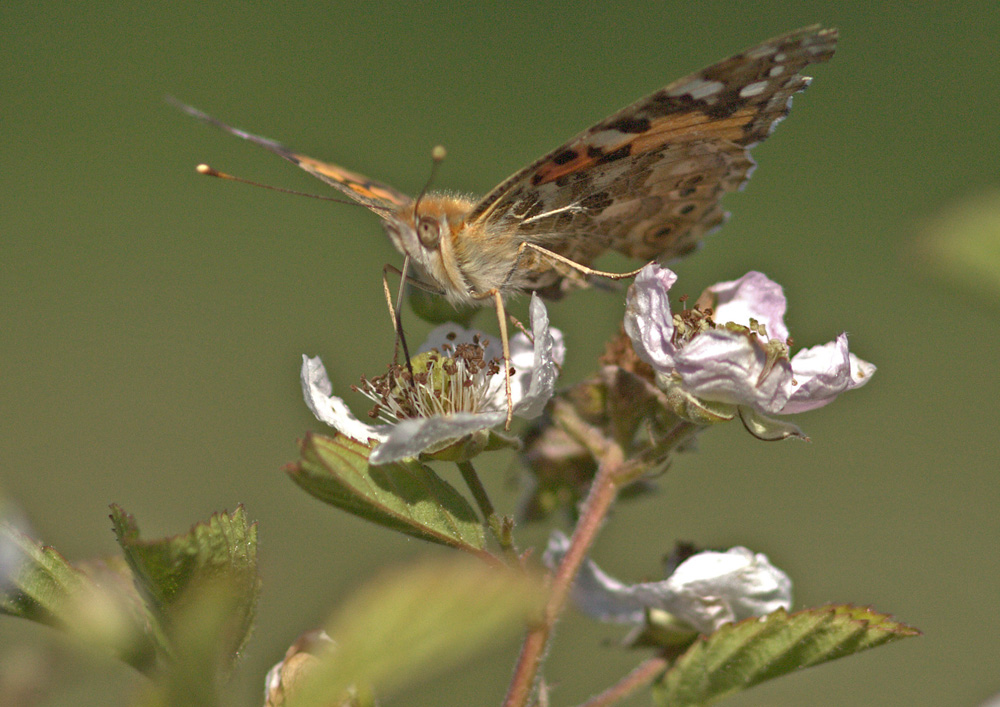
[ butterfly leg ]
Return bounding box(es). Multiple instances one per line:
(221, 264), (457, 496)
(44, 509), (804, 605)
(467, 287), (514, 430)
(513, 242), (649, 283)
(381, 261), (446, 361)
(382, 257), (443, 377)
(382, 260), (414, 374)
(492, 290), (514, 430)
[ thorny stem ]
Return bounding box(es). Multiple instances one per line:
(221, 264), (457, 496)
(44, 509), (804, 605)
(457, 460), (517, 560)
(503, 401), (698, 707)
(503, 403), (625, 707)
(574, 657), (669, 707)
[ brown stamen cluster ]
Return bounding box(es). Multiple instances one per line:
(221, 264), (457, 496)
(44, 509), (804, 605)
(353, 336), (505, 423)
(671, 302), (716, 346)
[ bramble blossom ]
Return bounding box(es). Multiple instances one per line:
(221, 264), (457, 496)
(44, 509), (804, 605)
(623, 264), (874, 439)
(544, 531), (792, 635)
(302, 294), (564, 465)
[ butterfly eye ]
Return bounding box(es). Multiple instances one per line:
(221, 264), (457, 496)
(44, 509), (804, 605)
(416, 217), (441, 249)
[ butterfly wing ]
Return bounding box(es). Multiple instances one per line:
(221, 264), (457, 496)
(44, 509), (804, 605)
(174, 100), (413, 213)
(466, 26), (837, 287)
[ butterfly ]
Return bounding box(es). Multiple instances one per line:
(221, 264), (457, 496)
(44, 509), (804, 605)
(178, 25), (837, 425)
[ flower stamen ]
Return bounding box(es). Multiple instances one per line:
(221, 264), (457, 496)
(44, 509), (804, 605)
(353, 340), (508, 424)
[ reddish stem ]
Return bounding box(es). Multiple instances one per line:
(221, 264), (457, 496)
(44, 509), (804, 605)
(502, 438), (624, 707)
(575, 657), (669, 707)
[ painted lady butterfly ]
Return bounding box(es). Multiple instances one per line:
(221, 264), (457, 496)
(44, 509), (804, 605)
(179, 25), (837, 424)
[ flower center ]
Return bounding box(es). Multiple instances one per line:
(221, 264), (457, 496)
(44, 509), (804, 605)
(672, 302), (716, 346)
(675, 304), (793, 387)
(722, 318), (792, 385)
(353, 337), (504, 422)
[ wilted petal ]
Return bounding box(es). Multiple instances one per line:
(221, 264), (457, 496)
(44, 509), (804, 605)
(783, 334), (876, 413)
(708, 271), (790, 341)
(674, 329), (794, 413)
(624, 265), (679, 370)
(545, 532), (792, 635)
(656, 547), (792, 633)
(624, 266), (873, 427)
(301, 356), (384, 443)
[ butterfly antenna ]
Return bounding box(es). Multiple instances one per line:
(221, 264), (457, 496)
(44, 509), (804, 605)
(412, 145), (447, 216)
(194, 164), (393, 213)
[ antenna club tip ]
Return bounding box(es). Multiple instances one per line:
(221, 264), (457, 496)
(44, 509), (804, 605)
(431, 145), (447, 162)
(196, 164), (216, 175)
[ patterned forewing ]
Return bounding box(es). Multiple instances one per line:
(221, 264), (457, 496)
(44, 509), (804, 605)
(467, 26), (837, 280)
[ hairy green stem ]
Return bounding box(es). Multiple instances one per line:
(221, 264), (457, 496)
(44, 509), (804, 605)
(457, 460), (515, 558)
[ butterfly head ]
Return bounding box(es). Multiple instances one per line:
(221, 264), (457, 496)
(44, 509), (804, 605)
(380, 194), (477, 305)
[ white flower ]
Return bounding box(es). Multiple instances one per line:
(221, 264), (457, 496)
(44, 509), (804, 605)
(623, 264), (875, 437)
(302, 294), (564, 465)
(544, 531), (792, 635)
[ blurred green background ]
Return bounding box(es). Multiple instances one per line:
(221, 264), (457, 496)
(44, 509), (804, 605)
(2, 2), (998, 705)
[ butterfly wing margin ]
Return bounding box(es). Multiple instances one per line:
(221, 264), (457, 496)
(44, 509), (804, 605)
(466, 26), (837, 273)
(173, 100), (413, 213)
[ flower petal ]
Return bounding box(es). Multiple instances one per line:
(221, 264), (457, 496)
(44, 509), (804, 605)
(545, 532), (792, 635)
(624, 264), (679, 370)
(708, 271), (790, 341)
(369, 411), (505, 465)
(657, 547), (792, 633)
(674, 329), (794, 413)
(782, 334), (876, 413)
(300, 356), (384, 443)
(510, 294), (562, 419)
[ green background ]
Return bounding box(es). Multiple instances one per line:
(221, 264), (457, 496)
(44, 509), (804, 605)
(3, 2), (998, 705)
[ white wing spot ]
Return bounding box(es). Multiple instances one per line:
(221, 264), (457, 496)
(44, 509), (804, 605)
(666, 78), (725, 101)
(739, 81), (769, 98)
(768, 65), (785, 77)
(586, 130), (630, 149)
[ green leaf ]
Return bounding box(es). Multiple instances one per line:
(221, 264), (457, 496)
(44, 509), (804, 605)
(142, 578), (259, 707)
(288, 558), (543, 707)
(0, 522), (159, 672)
(110, 505), (260, 669)
(653, 605), (921, 706)
(286, 432), (486, 554)
(1, 521), (85, 625)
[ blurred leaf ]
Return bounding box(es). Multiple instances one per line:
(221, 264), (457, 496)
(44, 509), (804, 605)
(288, 559), (542, 707)
(110, 505), (260, 668)
(287, 432), (486, 554)
(914, 188), (1000, 300)
(0, 522), (86, 625)
(0, 523), (159, 672)
(141, 577), (259, 707)
(653, 605), (920, 706)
